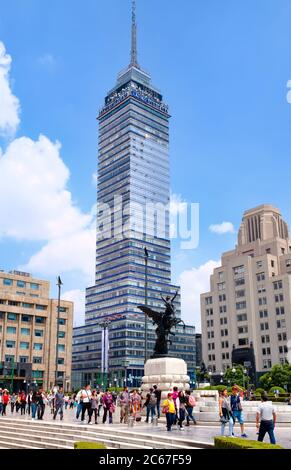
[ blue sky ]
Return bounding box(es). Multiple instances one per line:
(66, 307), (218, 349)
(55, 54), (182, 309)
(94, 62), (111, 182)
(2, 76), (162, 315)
(1, 0), (291, 330)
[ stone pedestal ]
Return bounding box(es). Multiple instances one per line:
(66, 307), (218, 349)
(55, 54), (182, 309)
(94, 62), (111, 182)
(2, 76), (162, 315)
(141, 357), (190, 399)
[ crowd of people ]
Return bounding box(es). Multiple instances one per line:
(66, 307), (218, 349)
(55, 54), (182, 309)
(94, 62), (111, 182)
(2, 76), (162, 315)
(0, 384), (284, 444)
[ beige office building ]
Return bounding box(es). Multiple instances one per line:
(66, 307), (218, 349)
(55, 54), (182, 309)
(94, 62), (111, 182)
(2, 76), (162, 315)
(201, 205), (291, 376)
(0, 270), (73, 391)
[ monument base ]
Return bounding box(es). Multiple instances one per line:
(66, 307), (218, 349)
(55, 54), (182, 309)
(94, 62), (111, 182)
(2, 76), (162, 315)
(141, 357), (190, 399)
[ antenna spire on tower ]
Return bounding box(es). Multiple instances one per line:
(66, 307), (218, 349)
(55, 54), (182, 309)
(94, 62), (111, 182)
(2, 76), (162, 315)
(130, 0), (140, 68)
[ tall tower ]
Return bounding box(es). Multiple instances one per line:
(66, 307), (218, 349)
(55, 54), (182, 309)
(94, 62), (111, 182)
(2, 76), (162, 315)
(86, 0), (179, 325)
(72, 1), (196, 389)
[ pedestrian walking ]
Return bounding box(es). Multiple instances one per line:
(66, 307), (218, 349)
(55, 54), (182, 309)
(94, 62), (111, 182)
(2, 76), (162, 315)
(176, 390), (187, 430)
(230, 385), (248, 437)
(79, 384), (92, 423)
(153, 385), (161, 418)
(2, 390), (9, 415)
(97, 391), (103, 417)
(27, 391), (33, 415)
(256, 392), (277, 445)
(171, 386), (179, 425)
(185, 390), (197, 426)
(129, 389), (142, 422)
(36, 388), (45, 420)
(15, 392), (21, 413)
(88, 390), (99, 425)
(162, 393), (176, 432)
(102, 389), (115, 424)
(143, 388), (156, 423)
(20, 390), (27, 415)
(31, 391), (38, 420)
(10, 393), (16, 414)
(119, 387), (130, 424)
(53, 386), (64, 421)
(219, 389), (234, 437)
(0, 389), (3, 416)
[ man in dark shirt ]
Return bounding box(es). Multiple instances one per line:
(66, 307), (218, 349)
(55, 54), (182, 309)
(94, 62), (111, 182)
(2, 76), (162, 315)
(53, 386), (65, 421)
(153, 385), (161, 419)
(36, 388), (45, 420)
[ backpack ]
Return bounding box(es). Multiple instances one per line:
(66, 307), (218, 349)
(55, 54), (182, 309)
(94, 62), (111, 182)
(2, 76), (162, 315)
(188, 395), (196, 407)
(149, 393), (157, 406)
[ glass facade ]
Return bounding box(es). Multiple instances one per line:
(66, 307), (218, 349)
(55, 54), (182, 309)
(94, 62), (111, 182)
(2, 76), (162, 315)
(72, 16), (196, 390)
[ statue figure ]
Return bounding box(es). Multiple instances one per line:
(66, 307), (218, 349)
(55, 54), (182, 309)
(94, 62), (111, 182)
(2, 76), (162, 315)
(138, 291), (185, 358)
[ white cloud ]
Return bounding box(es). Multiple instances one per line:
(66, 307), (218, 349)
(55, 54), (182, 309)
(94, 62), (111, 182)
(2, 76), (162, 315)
(62, 289), (86, 327)
(0, 135), (92, 241)
(0, 41), (20, 136)
(209, 221), (235, 235)
(0, 41), (95, 303)
(178, 260), (221, 332)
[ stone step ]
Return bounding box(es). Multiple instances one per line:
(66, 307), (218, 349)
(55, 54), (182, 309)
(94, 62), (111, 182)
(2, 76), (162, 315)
(0, 421), (203, 450)
(0, 418), (206, 448)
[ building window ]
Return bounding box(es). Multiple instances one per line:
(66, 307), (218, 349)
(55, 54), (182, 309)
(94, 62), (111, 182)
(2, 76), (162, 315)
(35, 317), (45, 324)
(6, 340), (16, 348)
(19, 356), (28, 363)
(233, 265), (245, 275)
(261, 335), (270, 343)
(236, 290), (245, 298)
(32, 370), (43, 378)
(20, 342), (29, 349)
(17, 280), (26, 288)
(58, 344), (65, 352)
(30, 283), (39, 290)
(236, 301), (247, 310)
(235, 278), (245, 286)
(5, 355), (15, 362)
(276, 307), (285, 315)
(260, 322), (269, 331)
(273, 281), (283, 290)
(3, 278), (13, 286)
(6, 326), (16, 335)
(22, 315), (31, 322)
(256, 273), (265, 282)
(286, 259), (291, 268)
(219, 294), (226, 302)
(218, 282), (226, 291)
(238, 338), (249, 346)
(58, 358), (65, 365)
(277, 319), (286, 329)
(205, 297), (213, 305)
(238, 326), (248, 334)
(34, 330), (44, 337)
(256, 261), (263, 269)
(258, 297), (267, 306)
(259, 310), (268, 318)
(58, 318), (66, 325)
(21, 328), (30, 336)
(7, 313), (17, 321)
(237, 314), (247, 322)
(22, 302), (33, 309)
(36, 305), (47, 311)
(275, 294), (284, 302)
(33, 357), (42, 364)
(34, 343), (43, 350)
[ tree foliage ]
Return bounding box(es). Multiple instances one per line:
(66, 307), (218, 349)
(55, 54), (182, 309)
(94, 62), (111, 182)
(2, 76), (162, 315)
(259, 364), (291, 392)
(222, 364), (250, 388)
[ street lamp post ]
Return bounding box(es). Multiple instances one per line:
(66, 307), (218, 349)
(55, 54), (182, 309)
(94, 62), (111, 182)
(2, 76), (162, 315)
(55, 276), (63, 387)
(144, 247), (149, 364)
(209, 371), (212, 386)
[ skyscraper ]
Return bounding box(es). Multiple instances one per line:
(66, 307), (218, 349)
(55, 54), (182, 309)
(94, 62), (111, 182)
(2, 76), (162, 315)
(72, 1), (196, 389)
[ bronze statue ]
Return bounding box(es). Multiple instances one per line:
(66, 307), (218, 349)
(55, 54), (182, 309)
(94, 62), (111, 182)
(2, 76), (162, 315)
(138, 291), (185, 358)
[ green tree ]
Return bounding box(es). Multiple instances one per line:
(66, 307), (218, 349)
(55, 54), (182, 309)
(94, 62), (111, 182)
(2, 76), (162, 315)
(222, 365), (250, 388)
(259, 364), (291, 392)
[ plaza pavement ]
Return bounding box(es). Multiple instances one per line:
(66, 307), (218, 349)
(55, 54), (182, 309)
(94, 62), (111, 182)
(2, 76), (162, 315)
(1, 406), (291, 449)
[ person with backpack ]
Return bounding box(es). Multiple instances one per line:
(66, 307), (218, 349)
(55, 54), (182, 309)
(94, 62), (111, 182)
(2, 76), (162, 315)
(153, 385), (161, 419)
(230, 385), (248, 438)
(143, 388), (157, 423)
(185, 390), (197, 425)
